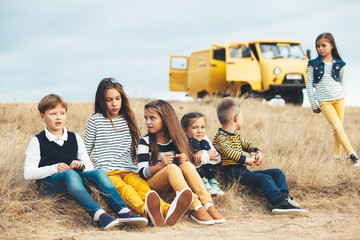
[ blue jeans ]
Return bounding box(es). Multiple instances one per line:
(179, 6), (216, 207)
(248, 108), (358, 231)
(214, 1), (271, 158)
(222, 166), (289, 205)
(42, 169), (128, 217)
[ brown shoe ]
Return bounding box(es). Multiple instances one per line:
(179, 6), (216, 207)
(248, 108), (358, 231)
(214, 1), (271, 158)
(165, 188), (192, 226)
(145, 190), (165, 227)
(190, 206), (215, 225)
(206, 205), (225, 223)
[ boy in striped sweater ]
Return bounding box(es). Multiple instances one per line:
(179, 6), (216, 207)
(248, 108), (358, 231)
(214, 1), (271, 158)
(213, 97), (307, 215)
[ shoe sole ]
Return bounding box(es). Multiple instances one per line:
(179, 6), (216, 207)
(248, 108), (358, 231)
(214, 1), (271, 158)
(165, 188), (192, 226)
(102, 219), (122, 230)
(145, 191), (165, 227)
(118, 217), (148, 227)
(272, 209), (308, 216)
(190, 215), (216, 225)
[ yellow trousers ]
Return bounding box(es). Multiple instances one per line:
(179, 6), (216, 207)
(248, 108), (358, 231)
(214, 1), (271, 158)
(319, 98), (354, 156)
(107, 170), (170, 217)
(146, 162), (213, 211)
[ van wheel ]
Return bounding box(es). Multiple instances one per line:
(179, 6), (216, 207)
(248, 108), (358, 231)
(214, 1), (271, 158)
(197, 91), (209, 99)
(241, 85), (255, 98)
(283, 90), (303, 105)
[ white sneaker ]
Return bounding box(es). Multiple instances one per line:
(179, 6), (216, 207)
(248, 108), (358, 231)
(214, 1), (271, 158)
(208, 178), (225, 196)
(202, 178), (218, 195)
(165, 188), (192, 226)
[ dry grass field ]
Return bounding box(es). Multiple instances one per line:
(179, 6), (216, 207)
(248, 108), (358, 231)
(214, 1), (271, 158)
(0, 97), (359, 240)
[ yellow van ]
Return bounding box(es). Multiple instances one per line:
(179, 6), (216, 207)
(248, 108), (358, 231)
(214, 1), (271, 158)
(169, 39), (308, 104)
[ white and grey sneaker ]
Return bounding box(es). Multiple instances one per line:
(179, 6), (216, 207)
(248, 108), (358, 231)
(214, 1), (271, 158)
(350, 154), (360, 167)
(202, 178), (218, 195)
(208, 178), (225, 196)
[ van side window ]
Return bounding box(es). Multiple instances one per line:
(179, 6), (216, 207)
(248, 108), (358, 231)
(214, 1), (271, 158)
(212, 48), (225, 61)
(229, 45), (251, 58)
(249, 44), (259, 61)
(170, 57), (188, 70)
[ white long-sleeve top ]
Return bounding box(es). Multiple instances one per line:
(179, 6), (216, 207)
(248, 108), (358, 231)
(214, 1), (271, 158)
(196, 135), (221, 167)
(24, 127), (94, 180)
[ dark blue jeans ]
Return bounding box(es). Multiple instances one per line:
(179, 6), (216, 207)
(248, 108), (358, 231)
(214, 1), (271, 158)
(222, 166), (289, 205)
(42, 169), (128, 217)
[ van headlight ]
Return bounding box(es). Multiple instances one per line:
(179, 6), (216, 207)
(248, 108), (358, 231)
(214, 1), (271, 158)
(273, 67), (281, 75)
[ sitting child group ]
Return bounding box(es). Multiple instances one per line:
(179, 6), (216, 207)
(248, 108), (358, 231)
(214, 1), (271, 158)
(24, 78), (308, 230)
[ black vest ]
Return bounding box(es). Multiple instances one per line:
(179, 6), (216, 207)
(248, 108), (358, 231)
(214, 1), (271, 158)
(36, 130), (78, 167)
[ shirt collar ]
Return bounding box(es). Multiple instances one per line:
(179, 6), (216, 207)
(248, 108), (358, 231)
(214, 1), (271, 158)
(219, 128), (235, 136)
(44, 126), (68, 142)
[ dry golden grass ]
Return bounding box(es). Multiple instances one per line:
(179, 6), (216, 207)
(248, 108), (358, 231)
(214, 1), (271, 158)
(0, 97), (359, 239)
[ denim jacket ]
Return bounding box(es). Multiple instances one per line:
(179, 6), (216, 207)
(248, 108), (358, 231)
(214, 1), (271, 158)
(308, 56), (346, 84)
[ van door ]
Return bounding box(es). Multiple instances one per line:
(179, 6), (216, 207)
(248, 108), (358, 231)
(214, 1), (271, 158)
(225, 42), (261, 84)
(169, 55), (189, 92)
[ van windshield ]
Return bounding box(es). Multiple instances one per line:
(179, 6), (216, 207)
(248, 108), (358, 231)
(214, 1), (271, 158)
(260, 43), (305, 60)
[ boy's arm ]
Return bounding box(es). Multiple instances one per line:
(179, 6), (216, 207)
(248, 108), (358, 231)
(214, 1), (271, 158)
(214, 135), (247, 165)
(24, 137), (58, 180)
(239, 135), (260, 153)
(75, 133), (94, 171)
(83, 117), (96, 156)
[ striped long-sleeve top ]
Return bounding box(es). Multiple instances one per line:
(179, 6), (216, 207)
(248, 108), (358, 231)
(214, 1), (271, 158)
(212, 128), (260, 167)
(84, 113), (138, 173)
(137, 135), (177, 179)
(306, 62), (346, 110)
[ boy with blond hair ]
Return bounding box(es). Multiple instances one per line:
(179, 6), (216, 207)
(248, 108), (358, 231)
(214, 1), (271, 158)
(213, 97), (307, 215)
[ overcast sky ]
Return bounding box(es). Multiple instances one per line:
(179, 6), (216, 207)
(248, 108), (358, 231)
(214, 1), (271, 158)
(1, 0), (359, 106)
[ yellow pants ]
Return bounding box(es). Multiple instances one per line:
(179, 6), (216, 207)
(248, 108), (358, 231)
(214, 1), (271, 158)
(146, 162), (213, 211)
(107, 170), (170, 217)
(319, 98), (354, 156)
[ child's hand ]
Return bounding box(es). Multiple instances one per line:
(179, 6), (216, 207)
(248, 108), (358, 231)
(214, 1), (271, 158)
(254, 151), (263, 165)
(57, 163), (70, 173)
(70, 160), (84, 170)
(175, 153), (187, 164)
(208, 150), (219, 160)
(161, 153), (175, 167)
(193, 151), (203, 166)
(244, 154), (256, 166)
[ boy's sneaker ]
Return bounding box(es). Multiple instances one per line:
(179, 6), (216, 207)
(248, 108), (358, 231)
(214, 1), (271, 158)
(145, 190), (165, 227)
(271, 198), (307, 216)
(208, 178), (225, 196)
(96, 213), (120, 230)
(190, 206), (215, 225)
(350, 154), (360, 167)
(165, 188), (192, 226)
(116, 210), (148, 227)
(202, 178), (218, 195)
(285, 195), (299, 208)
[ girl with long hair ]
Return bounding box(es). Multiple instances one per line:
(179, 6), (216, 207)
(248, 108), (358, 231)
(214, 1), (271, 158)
(306, 33), (359, 166)
(138, 99), (225, 225)
(84, 78), (191, 227)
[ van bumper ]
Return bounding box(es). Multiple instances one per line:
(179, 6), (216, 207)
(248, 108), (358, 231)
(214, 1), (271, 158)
(269, 84), (305, 89)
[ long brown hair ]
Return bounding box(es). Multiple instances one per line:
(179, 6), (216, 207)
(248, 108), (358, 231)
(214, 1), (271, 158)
(315, 32), (342, 60)
(94, 78), (140, 157)
(144, 100), (194, 166)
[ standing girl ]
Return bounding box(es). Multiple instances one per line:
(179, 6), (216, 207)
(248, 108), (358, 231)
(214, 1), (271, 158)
(138, 100), (225, 225)
(84, 78), (191, 227)
(306, 32), (359, 166)
(180, 111), (224, 196)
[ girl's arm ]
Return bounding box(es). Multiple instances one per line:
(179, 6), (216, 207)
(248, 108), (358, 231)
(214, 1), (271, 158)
(340, 66), (346, 86)
(24, 137), (59, 180)
(306, 66), (321, 111)
(201, 135), (221, 165)
(83, 117), (96, 156)
(75, 133), (94, 171)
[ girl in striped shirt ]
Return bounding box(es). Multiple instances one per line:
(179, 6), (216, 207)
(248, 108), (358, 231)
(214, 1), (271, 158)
(84, 78), (191, 227)
(306, 33), (359, 166)
(138, 99), (225, 225)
